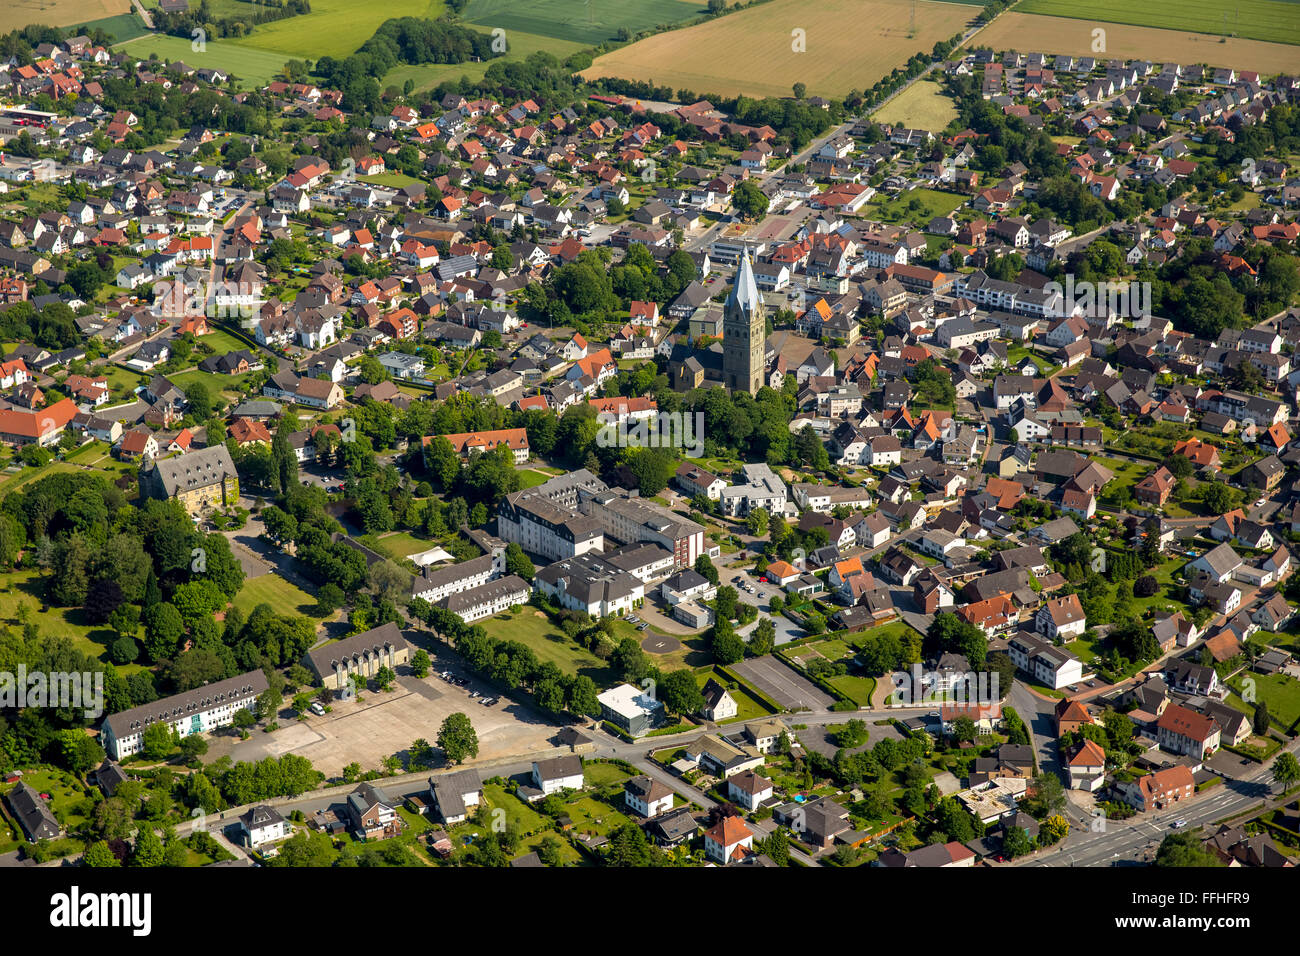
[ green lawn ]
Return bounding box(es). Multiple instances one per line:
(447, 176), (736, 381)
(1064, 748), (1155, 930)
(372, 531), (441, 558)
(863, 188), (967, 227)
(359, 172), (422, 189)
(1, 769), (93, 835)
(562, 794), (633, 838)
(0, 569), (145, 673)
(826, 674), (876, 706)
(1228, 672), (1300, 730)
(232, 572), (325, 620)
(478, 611), (616, 685)
(583, 760), (633, 789)
(115, 34), (292, 88)
(242, 0), (445, 58)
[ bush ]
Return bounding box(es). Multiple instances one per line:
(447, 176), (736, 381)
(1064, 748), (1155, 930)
(1134, 575), (1158, 598)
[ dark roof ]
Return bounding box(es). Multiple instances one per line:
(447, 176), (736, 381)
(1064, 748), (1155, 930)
(103, 669), (268, 740)
(5, 782), (60, 841)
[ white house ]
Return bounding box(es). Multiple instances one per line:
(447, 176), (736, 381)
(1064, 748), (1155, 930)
(237, 805), (290, 848)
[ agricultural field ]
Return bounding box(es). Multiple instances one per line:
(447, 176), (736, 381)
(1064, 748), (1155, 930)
(872, 78), (959, 131)
(79, 12), (149, 42)
(977, 13), (1300, 75)
(463, 0), (706, 47)
(0, 0), (129, 32)
(115, 33), (291, 87)
(1015, 0), (1300, 46)
(582, 0), (979, 98)
(240, 0), (445, 59)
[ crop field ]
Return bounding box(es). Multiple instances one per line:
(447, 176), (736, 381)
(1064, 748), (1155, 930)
(977, 13), (1300, 74)
(872, 77), (959, 130)
(582, 0), (978, 98)
(1015, 0), (1300, 46)
(79, 12), (149, 42)
(463, 0), (706, 47)
(116, 33), (291, 86)
(0, 0), (130, 32)
(239, 0), (445, 59)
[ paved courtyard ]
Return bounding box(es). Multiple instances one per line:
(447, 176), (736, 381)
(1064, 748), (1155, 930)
(208, 673), (559, 777)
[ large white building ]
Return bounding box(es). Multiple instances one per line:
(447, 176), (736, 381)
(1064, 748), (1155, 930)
(720, 463), (789, 517)
(101, 669), (268, 760)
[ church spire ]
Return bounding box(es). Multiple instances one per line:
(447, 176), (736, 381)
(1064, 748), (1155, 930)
(728, 252), (760, 313)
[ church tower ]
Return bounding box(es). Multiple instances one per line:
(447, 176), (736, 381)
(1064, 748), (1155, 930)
(722, 253), (766, 395)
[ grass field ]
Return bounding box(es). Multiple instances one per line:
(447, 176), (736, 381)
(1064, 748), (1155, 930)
(464, 0), (705, 46)
(0, 0), (129, 32)
(78, 12), (149, 42)
(977, 13), (1300, 74)
(1015, 0), (1300, 46)
(240, 0), (445, 59)
(582, 0), (978, 98)
(872, 77), (959, 131)
(0, 569), (147, 673)
(116, 33), (291, 87)
(865, 186), (967, 225)
(232, 571), (324, 620)
(1229, 672), (1300, 731)
(478, 610), (616, 685)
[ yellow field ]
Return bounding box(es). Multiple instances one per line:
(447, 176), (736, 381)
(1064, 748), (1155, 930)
(872, 77), (959, 130)
(582, 0), (978, 98)
(1, 0), (130, 31)
(978, 12), (1300, 75)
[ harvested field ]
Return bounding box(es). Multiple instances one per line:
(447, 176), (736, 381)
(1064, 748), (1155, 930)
(977, 13), (1300, 75)
(582, 0), (979, 98)
(1, 0), (130, 32)
(872, 77), (959, 131)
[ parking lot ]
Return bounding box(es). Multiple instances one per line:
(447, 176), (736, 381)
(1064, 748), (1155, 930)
(210, 669), (559, 777)
(730, 655), (835, 711)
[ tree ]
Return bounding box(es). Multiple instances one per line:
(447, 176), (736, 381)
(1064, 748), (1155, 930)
(179, 735), (209, 760)
(1271, 752), (1300, 794)
(438, 712), (478, 764)
(1024, 771), (1065, 818)
(1039, 814), (1070, 845)
(410, 649), (431, 678)
(658, 668), (705, 716)
(1156, 831), (1223, 867)
(694, 554), (719, 586)
(130, 828), (165, 867)
(732, 179), (770, 221)
(711, 622), (746, 664)
(792, 82), (807, 100)
(504, 542), (534, 580)
(749, 617), (776, 656)
(1253, 699), (1272, 736)
(1003, 826), (1033, 859)
(141, 722), (174, 761)
(1202, 482), (1238, 515)
(84, 840), (121, 867)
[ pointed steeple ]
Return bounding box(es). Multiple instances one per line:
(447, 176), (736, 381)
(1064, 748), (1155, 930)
(727, 252), (760, 313)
